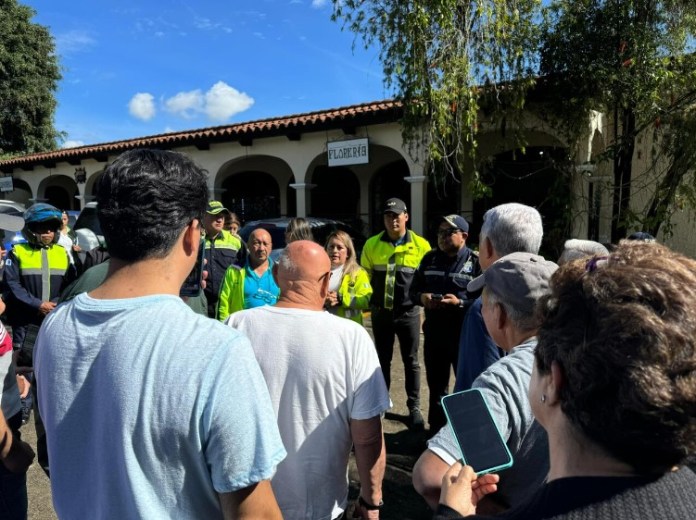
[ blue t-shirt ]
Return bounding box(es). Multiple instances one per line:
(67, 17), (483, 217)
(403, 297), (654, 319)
(35, 293), (286, 519)
(454, 297), (504, 392)
(243, 259), (280, 309)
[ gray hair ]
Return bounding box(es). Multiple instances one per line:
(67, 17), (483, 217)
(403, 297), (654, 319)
(480, 203), (543, 257)
(558, 239), (609, 265)
(485, 286), (540, 333)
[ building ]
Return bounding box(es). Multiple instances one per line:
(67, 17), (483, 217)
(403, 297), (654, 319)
(1, 99), (694, 255)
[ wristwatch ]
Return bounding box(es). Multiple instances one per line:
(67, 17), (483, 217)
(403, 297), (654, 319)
(359, 496), (384, 510)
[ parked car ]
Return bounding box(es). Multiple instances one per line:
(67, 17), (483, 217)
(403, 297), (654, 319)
(239, 217), (366, 261)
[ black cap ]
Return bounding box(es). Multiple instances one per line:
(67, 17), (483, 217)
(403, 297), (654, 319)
(382, 198), (407, 214)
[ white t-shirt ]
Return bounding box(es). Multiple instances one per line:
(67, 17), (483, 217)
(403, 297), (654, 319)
(35, 293), (286, 519)
(226, 306), (391, 520)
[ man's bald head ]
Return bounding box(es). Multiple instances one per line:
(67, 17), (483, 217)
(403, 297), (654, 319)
(275, 240), (331, 310)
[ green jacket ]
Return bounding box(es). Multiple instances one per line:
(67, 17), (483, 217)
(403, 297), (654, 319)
(217, 265), (246, 321)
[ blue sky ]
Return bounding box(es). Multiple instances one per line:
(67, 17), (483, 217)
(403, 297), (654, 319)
(24, 0), (388, 148)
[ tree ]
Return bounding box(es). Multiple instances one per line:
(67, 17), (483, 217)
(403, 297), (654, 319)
(332, 0), (542, 197)
(540, 0), (696, 241)
(0, 0), (62, 156)
(334, 0), (696, 241)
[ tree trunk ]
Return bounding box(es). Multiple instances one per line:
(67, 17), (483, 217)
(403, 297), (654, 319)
(611, 108), (636, 242)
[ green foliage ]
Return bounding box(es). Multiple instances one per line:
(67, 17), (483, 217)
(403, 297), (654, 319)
(540, 0), (696, 239)
(332, 0), (542, 194)
(0, 0), (62, 155)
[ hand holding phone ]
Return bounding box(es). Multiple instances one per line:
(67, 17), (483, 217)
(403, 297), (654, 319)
(441, 389), (514, 475)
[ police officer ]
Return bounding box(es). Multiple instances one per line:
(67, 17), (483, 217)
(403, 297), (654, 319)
(361, 198), (431, 430)
(203, 201), (246, 318)
(410, 215), (481, 432)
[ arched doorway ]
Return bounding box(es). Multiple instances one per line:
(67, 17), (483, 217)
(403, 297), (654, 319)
(221, 171), (280, 223)
(1, 179), (32, 207)
(38, 175), (80, 210)
(310, 165), (360, 227)
(472, 146), (571, 257)
(369, 159), (410, 234)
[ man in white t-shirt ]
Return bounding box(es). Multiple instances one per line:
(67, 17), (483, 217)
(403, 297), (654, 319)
(34, 149), (286, 520)
(226, 240), (391, 520)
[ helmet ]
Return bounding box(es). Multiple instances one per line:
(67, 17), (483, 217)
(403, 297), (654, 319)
(22, 203), (62, 247)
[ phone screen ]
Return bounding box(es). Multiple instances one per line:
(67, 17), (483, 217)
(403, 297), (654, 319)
(180, 237), (205, 297)
(441, 389), (513, 475)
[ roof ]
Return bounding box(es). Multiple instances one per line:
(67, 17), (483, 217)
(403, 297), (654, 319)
(0, 99), (403, 172)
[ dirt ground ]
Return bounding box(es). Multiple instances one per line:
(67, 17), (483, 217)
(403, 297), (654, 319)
(24, 314), (443, 519)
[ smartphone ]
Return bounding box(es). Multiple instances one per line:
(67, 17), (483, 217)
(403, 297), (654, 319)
(180, 237), (205, 297)
(441, 389), (514, 475)
(431, 293), (443, 301)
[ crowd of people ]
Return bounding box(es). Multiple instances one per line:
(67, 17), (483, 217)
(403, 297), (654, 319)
(0, 147), (694, 520)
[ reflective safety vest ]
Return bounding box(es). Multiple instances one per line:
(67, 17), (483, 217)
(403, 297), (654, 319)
(4, 243), (71, 325)
(328, 267), (373, 325)
(204, 230), (245, 316)
(360, 230), (431, 311)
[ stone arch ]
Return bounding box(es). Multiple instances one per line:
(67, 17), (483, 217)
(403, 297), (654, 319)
(85, 170), (104, 200)
(215, 155), (292, 222)
(368, 158), (410, 235)
(309, 165), (360, 225)
(38, 175), (80, 210)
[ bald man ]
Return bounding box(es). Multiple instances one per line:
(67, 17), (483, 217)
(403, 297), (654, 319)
(225, 241), (391, 520)
(217, 228), (280, 320)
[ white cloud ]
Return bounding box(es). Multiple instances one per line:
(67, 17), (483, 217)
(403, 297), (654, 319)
(128, 93), (156, 121)
(56, 30), (96, 54)
(311, 0), (327, 7)
(205, 82), (254, 121)
(163, 82), (254, 122)
(164, 90), (204, 119)
(61, 140), (85, 149)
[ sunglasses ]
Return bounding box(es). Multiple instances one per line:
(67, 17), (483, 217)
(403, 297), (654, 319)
(438, 227), (460, 237)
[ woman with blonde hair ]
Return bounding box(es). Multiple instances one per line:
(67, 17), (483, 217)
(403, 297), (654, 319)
(324, 230), (372, 325)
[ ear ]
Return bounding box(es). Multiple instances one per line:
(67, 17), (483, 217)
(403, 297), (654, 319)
(493, 302), (507, 331)
(182, 220), (200, 257)
(461, 232), (469, 241)
(404, 212), (409, 223)
(319, 270), (330, 299)
(546, 361), (565, 406)
(483, 236), (494, 258)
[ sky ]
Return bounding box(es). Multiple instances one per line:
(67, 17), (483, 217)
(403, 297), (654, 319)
(23, 0), (389, 148)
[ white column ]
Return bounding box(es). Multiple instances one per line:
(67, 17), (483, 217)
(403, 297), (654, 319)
(288, 183), (316, 217)
(405, 175), (427, 235)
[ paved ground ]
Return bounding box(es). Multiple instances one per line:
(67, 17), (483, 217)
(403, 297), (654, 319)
(24, 314), (442, 519)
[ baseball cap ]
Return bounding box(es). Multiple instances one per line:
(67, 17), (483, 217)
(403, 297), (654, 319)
(382, 198), (407, 214)
(207, 200), (230, 215)
(442, 214), (469, 233)
(467, 252), (558, 317)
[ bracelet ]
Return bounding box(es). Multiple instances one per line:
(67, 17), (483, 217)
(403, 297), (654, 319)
(359, 496), (384, 510)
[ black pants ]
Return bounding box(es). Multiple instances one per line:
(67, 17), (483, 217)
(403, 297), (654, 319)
(422, 317), (462, 432)
(371, 307), (421, 410)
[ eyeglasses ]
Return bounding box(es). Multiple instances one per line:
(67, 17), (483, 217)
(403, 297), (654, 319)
(438, 227), (460, 237)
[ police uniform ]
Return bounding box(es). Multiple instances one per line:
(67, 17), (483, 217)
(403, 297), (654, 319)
(203, 229), (246, 318)
(410, 246), (481, 431)
(360, 228), (431, 416)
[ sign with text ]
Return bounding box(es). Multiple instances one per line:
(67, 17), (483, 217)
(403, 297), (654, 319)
(327, 138), (369, 167)
(0, 177), (13, 193)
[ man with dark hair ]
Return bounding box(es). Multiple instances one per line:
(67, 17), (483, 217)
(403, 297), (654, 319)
(410, 215), (481, 432)
(35, 149), (285, 519)
(361, 198), (431, 430)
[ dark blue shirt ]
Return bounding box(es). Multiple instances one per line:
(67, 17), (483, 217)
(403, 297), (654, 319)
(454, 297), (504, 391)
